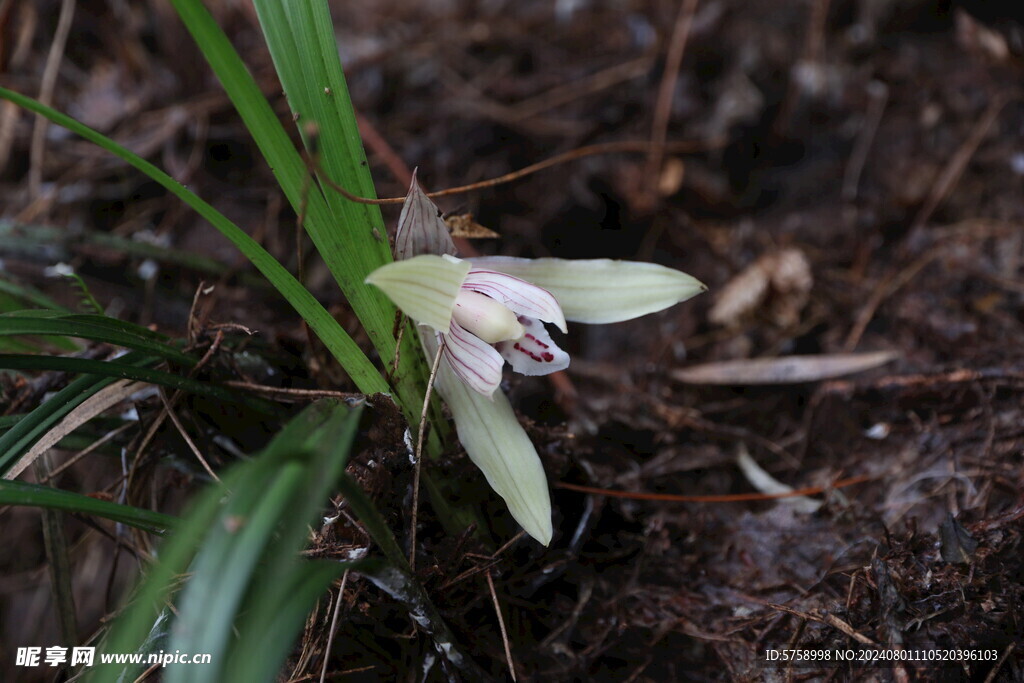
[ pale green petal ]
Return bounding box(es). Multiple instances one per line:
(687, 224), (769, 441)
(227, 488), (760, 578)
(470, 257), (707, 324)
(427, 334), (553, 544)
(365, 255), (471, 333)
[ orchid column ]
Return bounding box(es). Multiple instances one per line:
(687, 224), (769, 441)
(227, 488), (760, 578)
(367, 179), (706, 545)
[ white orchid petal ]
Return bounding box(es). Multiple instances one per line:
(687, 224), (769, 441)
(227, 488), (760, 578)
(496, 317), (570, 376)
(442, 321), (504, 398)
(365, 255), (471, 333)
(427, 332), (552, 545)
(470, 257), (707, 324)
(462, 269), (568, 333)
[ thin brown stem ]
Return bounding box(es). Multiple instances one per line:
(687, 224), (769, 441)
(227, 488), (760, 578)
(486, 569), (516, 682)
(28, 0), (74, 199)
(319, 570), (349, 683)
(158, 389), (220, 483)
(316, 139), (723, 206)
(409, 341), (445, 571)
(644, 0), (700, 202)
(556, 474), (872, 502)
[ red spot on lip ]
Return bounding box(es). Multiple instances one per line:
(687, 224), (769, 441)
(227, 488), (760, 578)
(513, 342), (548, 363)
(524, 333), (549, 349)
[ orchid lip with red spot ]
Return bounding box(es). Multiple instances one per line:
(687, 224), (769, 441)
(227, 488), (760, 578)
(365, 255), (570, 398)
(496, 316), (568, 377)
(441, 268), (570, 398)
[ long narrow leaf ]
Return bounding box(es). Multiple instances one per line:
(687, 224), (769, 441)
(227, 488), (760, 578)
(177, 0), (391, 328)
(170, 461), (306, 682)
(220, 401), (363, 682)
(0, 354), (276, 415)
(170, 400), (362, 683)
(170, 0), (433, 429)
(0, 276), (71, 312)
(223, 560), (350, 682)
(0, 479), (175, 534)
(0, 312), (194, 365)
(0, 85), (387, 395)
(92, 468), (239, 681)
(275, 0), (446, 446)
(0, 352), (160, 474)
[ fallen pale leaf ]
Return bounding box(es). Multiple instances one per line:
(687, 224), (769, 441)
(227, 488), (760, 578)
(672, 351), (898, 385)
(5, 380), (151, 481)
(736, 445), (821, 513)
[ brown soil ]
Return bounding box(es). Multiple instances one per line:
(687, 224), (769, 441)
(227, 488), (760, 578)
(2, 0), (1023, 680)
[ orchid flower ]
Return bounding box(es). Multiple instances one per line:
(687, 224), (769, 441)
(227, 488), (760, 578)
(365, 179), (705, 545)
(366, 254), (570, 398)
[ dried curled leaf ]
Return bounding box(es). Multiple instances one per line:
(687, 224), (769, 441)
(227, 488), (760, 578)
(445, 213), (499, 239)
(707, 259), (771, 328)
(709, 247), (812, 328)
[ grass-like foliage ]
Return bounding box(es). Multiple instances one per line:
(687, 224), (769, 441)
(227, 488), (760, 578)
(0, 0), (466, 678)
(0, 0), (438, 434)
(91, 400), (362, 683)
(0, 86), (387, 397)
(169, 0), (436, 426)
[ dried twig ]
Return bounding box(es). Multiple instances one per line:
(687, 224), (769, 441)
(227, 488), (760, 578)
(222, 381), (365, 403)
(40, 423), (135, 483)
(644, 0), (700, 205)
(768, 603), (877, 645)
(319, 570), (350, 683)
(819, 367), (1024, 396)
(844, 247), (942, 351)
(0, 3), (38, 173)
(556, 473), (871, 503)
(409, 342), (444, 571)
(28, 0), (74, 199)
(509, 57), (652, 120)
(158, 389), (220, 483)
(774, 0), (831, 135)
(982, 642), (1016, 683)
(842, 81), (888, 201)
(317, 139), (721, 205)
(486, 569), (516, 682)
(911, 93), (1010, 231)
(491, 531), (526, 560)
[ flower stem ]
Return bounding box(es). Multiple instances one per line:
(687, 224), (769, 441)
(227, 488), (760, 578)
(409, 341), (444, 570)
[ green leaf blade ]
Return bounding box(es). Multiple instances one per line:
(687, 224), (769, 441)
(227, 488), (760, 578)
(0, 480), (176, 534)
